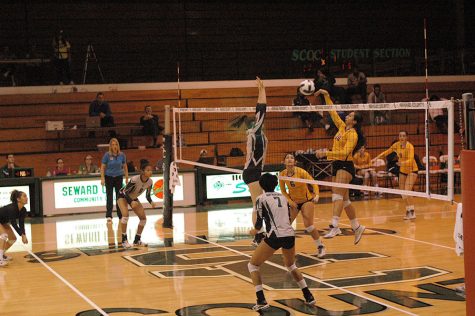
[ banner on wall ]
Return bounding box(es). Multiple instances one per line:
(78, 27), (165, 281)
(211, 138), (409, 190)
(206, 171), (281, 200)
(0, 185), (31, 212)
(54, 176), (184, 209)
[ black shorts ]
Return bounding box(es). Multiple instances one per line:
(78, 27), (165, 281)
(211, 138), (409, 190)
(296, 200), (312, 210)
(399, 171), (418, 176)
(332, 160), (355, 178)
(242, 167), (261, 184)
(118, 192), (138, 205)
(264, 235), (295, 250)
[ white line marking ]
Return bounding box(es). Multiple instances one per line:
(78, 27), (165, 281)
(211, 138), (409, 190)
(20, 244), (108, 316)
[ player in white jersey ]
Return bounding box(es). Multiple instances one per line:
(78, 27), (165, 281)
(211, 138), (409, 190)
(117, 160), (157, 248)
(248, 173), (316, 311)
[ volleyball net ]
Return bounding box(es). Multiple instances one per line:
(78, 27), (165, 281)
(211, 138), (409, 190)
(173, 99), (460, 202)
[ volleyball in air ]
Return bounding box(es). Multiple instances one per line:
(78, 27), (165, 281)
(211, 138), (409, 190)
(299, 79), (315, 96)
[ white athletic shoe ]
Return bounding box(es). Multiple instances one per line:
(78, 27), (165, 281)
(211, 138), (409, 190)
(455, 284), (466, 298)
(403, 210), (416, 220)
(0, 260), (8, 267)
(252, 301), (269, 311)
(354, 225), (366, 245)
(3, 255), (12, 261)
(133, 240), (148, 247)
(317, 244), (326, 258)
(324, 226), (342, 239)
(122, 240), (132, 249)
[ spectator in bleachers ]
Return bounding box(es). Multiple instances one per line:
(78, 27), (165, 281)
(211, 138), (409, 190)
(422, 95), (449, 134)
(368, 84), (389, 125)
(140, 105), (163, 147)
(292, 88), (322, 132)
(1, 154), (19, 178)
(127, 160), (136, 173)
(52, 30), (73, 85)
(353, 145), (379, 197)
(347, 66), (367, 103)
(52, 158), (70, 176)
(89, 92), (115, 127)
(78, 155), (100, 175)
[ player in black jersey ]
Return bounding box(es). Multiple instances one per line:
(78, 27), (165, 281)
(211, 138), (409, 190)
(248, 173), (316, 311)
(117, 160), (157, 248)
(232, 77), (268, 247)
(0, 190), (29, 266)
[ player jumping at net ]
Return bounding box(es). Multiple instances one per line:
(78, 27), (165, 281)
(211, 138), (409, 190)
(117, 159), (157, 248)
(279, 153), (326, 257)
(230, 77), (268, 247)
(248, 173), (316, 311)
(0, 190), (29, 267)
(373, 131), (418, 219)
(314, 89), (366, 244)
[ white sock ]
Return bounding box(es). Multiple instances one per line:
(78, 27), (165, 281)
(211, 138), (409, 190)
(314, 238), (323, 247)
(350, 219), (360, 230)
(0, 250), (4, 259)
(331, 216), (339, 227)
(297, 279), (307, 289)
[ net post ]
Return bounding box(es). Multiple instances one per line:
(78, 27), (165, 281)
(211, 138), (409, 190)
(463, 93), (475, 149)
(448, 98), (455, 201)
(162, 104), (173, 228)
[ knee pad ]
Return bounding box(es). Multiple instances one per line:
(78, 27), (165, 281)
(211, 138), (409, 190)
(343, 200), (351, 208)
(139, 219), (147, 226)
(305, 225), (315, 233)
(120, 216), (129, 224)
(287, 263), (297, 273)
(248, 262), (260, 273)
(332, 193), (343, 202)
(0, 233), (8, 242)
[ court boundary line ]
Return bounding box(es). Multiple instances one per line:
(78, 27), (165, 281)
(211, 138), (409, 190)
(184, 232), (418, 316)
(19, 244), (108, 316)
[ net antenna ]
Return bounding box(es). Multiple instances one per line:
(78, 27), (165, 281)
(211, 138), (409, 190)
(423, 18), (431, 196)
(175, 62), (183, 161)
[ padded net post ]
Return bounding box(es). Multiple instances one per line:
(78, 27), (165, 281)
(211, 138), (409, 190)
(162, 104), (173, 228)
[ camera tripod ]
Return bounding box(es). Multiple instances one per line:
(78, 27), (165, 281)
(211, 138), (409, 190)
(82, 44), (105, 84)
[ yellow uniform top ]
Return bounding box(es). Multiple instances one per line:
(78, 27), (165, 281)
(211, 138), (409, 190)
(323, 95), (358, 161)
(353, 151), (371, 169)
(279, 166), (319, 204)
(379, 141), (418, 174)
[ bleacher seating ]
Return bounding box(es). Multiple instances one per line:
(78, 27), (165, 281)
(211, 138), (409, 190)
(0, 79), (472, 177)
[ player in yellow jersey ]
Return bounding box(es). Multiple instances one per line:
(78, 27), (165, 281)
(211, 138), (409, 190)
(279, 153), (326, 258)
(353, 145), (379, 196)
(373, 131), (418, 219)
(314, 89), (366, 244)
